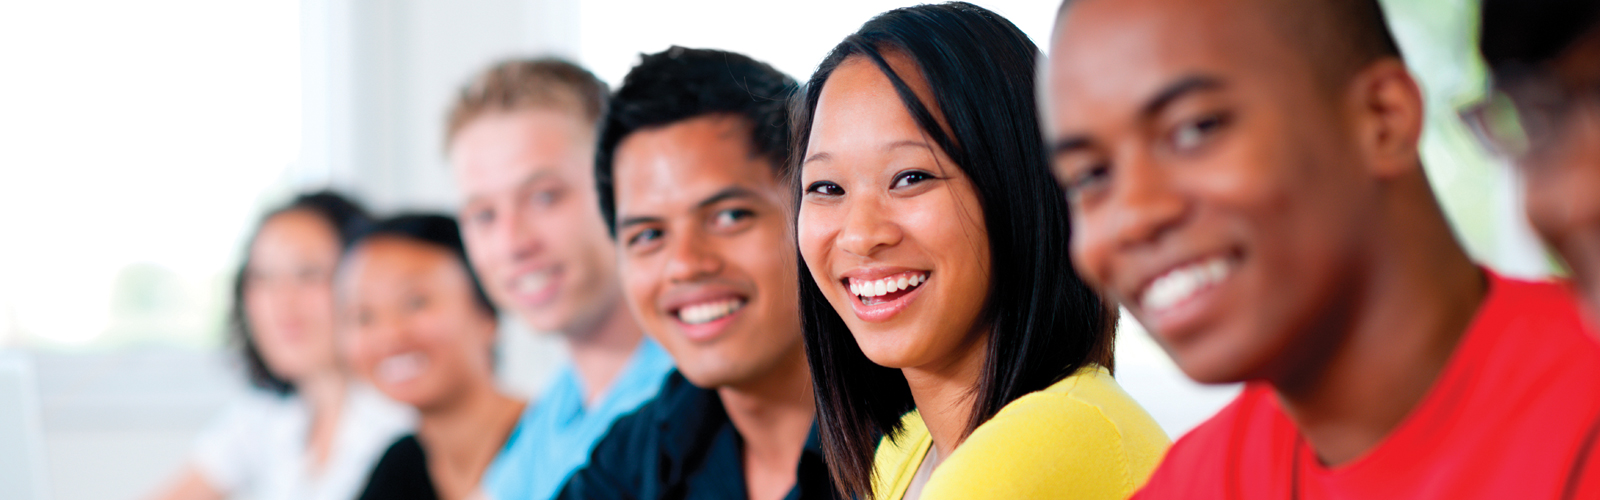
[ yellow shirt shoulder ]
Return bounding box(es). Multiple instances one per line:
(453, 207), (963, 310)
(872, 366), (1170, 500)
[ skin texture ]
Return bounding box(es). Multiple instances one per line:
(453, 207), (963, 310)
(339, 237), (522, 499)
(798, 53), (992, 463)
(611, 114), (814, 500)
(1512, 32), (1600, 317)
(449, 108), (645, 403)
(1043, 0), (1484, 465)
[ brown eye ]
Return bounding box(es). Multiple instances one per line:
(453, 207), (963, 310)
(806, 181), (843, 196)
(891, 171), (934, 189)
(1170, 113), (1230, 153)
(712, 208), (754, 229)
(627, 228), (663, 251)
(1061, 162), (1111, 203)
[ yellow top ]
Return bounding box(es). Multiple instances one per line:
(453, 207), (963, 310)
(871, 366), (1170, 500)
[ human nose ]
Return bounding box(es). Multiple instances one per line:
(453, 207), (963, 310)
(663, 228), (724, 284)
(1104, 151), (1187, 252)
(835, 193), (903, 258)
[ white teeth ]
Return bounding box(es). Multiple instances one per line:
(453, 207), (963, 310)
(676, 298), (746, 325)
(375, 352), (427, 385)
(514, 270), (554, 294)
(1141, 257), (1232, 314)
(849, 272), (930, 299)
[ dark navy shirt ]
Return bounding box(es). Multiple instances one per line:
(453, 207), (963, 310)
(555, 370), (840, 500)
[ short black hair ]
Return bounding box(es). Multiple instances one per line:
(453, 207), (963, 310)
(794, 3), (1115, 498)
(232, 191), (371, 396)
(1057, 0), (1402, 89)
(594, 46), (798, 238)
(348, 214), (498, 319)
(1480, 0), (1600, 74)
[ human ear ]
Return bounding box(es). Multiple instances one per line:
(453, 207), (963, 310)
(1346, 59), (1426, 179)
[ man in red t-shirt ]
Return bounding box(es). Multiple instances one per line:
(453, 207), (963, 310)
(1038, 0), (1600, 498)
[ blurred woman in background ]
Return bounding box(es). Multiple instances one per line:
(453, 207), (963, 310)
(339, 215), (524, 500)
(148, 191), (415, 500)
(792, 3), (1168, 499)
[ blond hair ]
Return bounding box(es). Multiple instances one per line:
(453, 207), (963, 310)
(445, 57), (608, 148)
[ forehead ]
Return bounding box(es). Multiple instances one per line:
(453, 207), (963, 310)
(810, 53), (941, 149)
(254, 210), (338, 255)
(1048, 0), (1298, 121)
(344, 238), (460, 290)
(450, 109), (592, 196)
(612, 114), (781, 213)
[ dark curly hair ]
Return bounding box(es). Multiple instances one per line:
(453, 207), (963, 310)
(231, 191), (371, 396)
(594, 46), (798, 237)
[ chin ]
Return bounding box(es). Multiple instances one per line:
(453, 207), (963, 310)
(678, 356), (764, 390)
(1169, 344), (1264, 385)
(853, 343), (916, 370)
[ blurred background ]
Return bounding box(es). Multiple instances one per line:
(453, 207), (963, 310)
(0, 0), (1550, 499)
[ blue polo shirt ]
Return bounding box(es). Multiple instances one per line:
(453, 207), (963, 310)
(482, 338), (674, 500)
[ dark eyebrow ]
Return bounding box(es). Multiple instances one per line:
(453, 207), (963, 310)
(1050, 74), (1225, 157)
(1141, 74), (1225, 119)
(616, 215), (663, 231)
(886, 140), (932, 152)
(697, 186), (760, 210)
(616, 186), (760, 230)
(1051, 137), (1093, 157)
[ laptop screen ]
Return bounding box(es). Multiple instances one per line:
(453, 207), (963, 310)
(0, 353), (49, 500)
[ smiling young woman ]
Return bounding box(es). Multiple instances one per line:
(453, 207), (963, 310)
(792, 3), (1169, 500)
(338, 215), (526, 500)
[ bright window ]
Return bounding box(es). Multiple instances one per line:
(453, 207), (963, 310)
(0, 1), (301, 349)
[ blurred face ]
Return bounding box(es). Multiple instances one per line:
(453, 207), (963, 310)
(339, 237), (499, 411)
(1509, 34), (1600, 306)
(798, 54), (992, 372)
(244, 210), (344, 383)
(451, 109), (624, 335)
(612, 114), (803, 389)
(1043, 0), (1375, 383)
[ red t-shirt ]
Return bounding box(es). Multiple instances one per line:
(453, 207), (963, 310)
(1135, 273), (1600, 500)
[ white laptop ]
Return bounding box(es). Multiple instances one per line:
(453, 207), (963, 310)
(0, 352), (50, 500)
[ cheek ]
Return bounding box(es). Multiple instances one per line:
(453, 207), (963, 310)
(742, 225), (802, 304)
(1069, 213), (1112, 290)
(299, 286), (337, 326)
(343, 329), (378, 377)
(618, 253), (664, 322)
(796, 207), (837, 280)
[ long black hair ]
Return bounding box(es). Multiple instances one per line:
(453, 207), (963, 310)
(790, 3), (1116, 498)
(231, 191), (371, 396)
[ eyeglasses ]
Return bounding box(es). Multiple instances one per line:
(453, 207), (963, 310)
(1459, 72), (1600, 160)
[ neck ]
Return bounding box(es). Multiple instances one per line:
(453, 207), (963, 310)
(415, 377), (524, 498)
(293, 368), (349, 472)
(901, 330), (989, 461)
(564, 299), (646, 405)
(1272, 175), (1487, 466)
(718, 346), (816, 500)
(295, 369), (348, 418)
